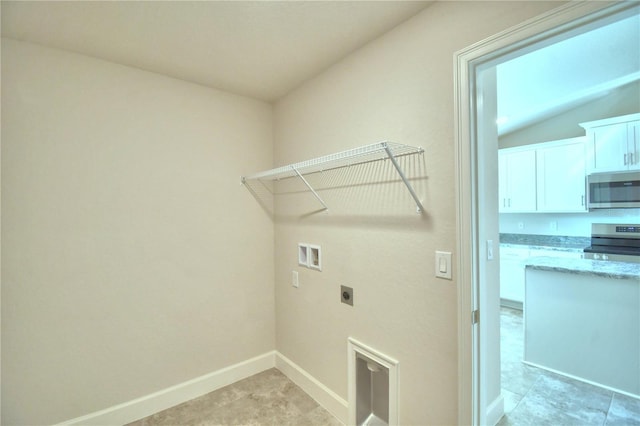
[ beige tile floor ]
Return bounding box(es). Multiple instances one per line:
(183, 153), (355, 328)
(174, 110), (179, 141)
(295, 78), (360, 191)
(127, 368), (343, 426)
(129, 308), (640, 425)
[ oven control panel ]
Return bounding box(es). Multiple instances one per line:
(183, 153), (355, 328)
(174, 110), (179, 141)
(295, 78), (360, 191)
(587, 223), (640, 263)
(616, 226), (640, 234)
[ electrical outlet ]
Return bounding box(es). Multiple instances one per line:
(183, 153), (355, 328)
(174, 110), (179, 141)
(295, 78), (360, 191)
(341, 285), (353, 306)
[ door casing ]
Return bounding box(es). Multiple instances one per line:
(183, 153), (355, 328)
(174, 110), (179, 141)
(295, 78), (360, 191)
(453, 2), (639, 424)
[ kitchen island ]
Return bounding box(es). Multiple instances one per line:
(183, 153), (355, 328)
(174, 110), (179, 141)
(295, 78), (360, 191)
(524, 257), (640, 397)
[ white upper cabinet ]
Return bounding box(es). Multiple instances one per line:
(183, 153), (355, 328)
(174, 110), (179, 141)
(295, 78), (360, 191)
(499, 137), (587, 214)
(630, 121), (640, 170)
(536, 137), (587, 212)
(499, 148), (537, 213)
(580, 113), (640, 173)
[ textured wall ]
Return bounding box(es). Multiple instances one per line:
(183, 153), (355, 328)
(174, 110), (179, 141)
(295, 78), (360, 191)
(1, 39), (275, 425)
(273, 2), (561, 424)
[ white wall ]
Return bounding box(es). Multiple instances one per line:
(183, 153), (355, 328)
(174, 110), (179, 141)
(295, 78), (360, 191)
(1, 39), (275, 425)
(477, 66), (503, 424)
(273, 2), (561, 424)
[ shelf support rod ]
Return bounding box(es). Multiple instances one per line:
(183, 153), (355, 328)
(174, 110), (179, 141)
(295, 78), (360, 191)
(383, 144), (424, 213)
(291, 165), (329, 211)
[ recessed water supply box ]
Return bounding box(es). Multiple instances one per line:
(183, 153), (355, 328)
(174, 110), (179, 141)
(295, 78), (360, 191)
(348, 338), (399, 426)
(308, 245), (321, 270)
(298, 243), (321, 270)
(298, 244), (308, 267)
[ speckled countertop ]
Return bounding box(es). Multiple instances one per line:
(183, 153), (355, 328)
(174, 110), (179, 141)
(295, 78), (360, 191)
(525, 256), (640, 280)
(500, 233), (590, 250)
(501, 233), (640, 279)
(500, 243), (583, 253)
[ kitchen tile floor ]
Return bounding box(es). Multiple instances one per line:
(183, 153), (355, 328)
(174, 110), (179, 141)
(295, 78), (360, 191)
(127, 368), (343, 426)
(498, 306), (640, 425)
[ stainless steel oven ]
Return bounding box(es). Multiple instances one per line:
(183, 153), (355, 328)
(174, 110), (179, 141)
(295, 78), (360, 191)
(583, 223), (640, 263)
(587, 171), (640, 209)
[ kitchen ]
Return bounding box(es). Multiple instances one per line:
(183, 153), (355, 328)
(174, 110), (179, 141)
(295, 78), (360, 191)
(498, 118), (640, 422)
(495, 12), (640, 424)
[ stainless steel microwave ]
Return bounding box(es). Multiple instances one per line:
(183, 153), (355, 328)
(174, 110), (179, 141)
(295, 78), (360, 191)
(588, 171), (640, 209)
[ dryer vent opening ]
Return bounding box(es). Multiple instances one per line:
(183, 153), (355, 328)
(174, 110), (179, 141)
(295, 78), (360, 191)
(348, 338), (399, 426)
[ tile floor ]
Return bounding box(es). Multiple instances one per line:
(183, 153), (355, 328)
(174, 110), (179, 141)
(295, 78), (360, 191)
(128, 308), (640, 425)
(127, 368), (343, 426)
(498, 306), (640, 426)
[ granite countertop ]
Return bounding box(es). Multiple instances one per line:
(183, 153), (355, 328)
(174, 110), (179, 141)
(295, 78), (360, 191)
(525, 256), (640, 280)
(500, 243), (584, 253)
(500, 233), (590, 250)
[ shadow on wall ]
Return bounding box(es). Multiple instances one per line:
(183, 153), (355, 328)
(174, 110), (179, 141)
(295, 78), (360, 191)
(242, 153), (432, 229)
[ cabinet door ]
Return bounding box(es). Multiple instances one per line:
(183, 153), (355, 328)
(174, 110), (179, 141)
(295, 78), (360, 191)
(501, 150), (537, 212)
(500, 260), (525, 302)
(629, 121), (640, 171)
(536, 141), (586, 212)
(500, 249), (526, 303)
(589, 123), (630, 172)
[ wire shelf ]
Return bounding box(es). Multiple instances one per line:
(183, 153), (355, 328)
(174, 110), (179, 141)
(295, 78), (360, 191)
(241, 141), (425, 213)
(242, 141), (422, 181)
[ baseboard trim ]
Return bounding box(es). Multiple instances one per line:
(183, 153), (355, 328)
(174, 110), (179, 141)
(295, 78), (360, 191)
(500, 299), (523, 311)
(57, 351), (348, 426)
(522, 360), (640, 399)
(276, 352), (348, 424)
(486, 393), (505, 426)
(57, 351), (277, 426)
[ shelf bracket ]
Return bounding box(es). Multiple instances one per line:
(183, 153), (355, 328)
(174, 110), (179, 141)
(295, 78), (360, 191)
(382, 144), (424, 213)
(291, 165), (329, 211)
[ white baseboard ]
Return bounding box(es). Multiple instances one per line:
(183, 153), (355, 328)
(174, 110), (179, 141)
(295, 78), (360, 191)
(486, 393), (505, 426)
(57, 351), (348, 426)
(522, 360), (640, 400)
(276, 352), (348, 425)
(58, 351), (277, 426)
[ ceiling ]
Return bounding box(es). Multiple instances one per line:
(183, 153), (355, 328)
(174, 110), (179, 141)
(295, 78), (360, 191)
(1, 1), (432, 102)
(3, 1), (637, 123)
(497, 11), (640, 135)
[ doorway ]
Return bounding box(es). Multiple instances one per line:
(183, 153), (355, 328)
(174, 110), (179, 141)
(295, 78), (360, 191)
(454, 2), (640, 425)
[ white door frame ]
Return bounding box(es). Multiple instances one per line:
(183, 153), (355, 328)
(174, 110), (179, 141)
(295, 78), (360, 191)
(454, 2), (638, 424)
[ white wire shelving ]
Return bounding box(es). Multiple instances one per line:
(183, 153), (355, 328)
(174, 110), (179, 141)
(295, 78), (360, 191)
(241, 141), (425, 213)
